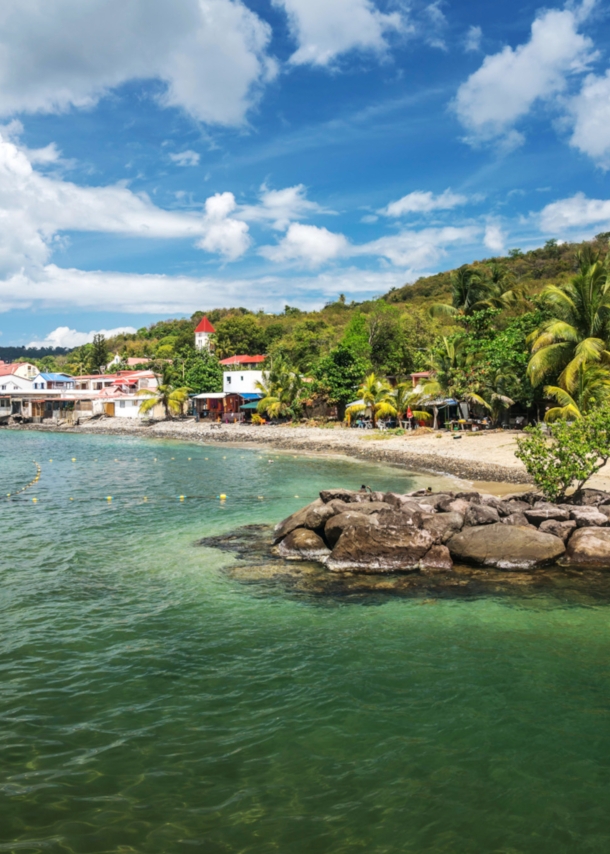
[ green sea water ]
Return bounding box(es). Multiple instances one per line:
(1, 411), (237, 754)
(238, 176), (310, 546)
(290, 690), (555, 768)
(1, 430), (610, 854)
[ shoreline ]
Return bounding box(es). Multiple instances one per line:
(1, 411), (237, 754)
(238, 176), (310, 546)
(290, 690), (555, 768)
(3, 419), (534, 487)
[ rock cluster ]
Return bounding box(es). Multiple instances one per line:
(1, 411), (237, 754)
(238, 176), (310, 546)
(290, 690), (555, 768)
(273, 487), (610, 573)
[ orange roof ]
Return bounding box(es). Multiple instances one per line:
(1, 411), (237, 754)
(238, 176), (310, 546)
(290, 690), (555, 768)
(195, 316), (215, 334)
(0, 364), (21, 376)
(219, 355), (265, 366)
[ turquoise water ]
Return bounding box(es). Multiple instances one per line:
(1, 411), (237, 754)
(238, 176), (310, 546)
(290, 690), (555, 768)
(1, 431), (610, 854)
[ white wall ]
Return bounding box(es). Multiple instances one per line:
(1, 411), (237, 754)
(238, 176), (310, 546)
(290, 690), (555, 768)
(195, 332), (211, 350)
(223, 370), (263, 394)
(0, 373), (46, 392)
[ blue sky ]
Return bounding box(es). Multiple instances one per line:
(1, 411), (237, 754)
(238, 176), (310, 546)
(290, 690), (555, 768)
(2, 0), (610, 346)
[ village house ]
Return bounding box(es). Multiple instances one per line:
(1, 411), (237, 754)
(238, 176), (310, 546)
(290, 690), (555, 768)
(194, 316), (215, 351)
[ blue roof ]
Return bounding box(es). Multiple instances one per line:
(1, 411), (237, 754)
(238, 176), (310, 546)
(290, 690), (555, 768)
(41, 373), (74, 382)
(240, 393), (262, 400)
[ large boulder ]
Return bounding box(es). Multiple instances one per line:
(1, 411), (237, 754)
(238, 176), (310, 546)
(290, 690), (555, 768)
(324, 510), (383, 548)
(524, 506), (570, 526)
(480, 495), (512, 517)
(327, 514), (435, 572)
(567, 506), (608, 528)
(455, 491), (481, 504)
(562, 527), (610, 568)
(465, 504), (500, 527)
(447, 498), (471, 516)
(319, 489), (383, 504)
(447, 523), (565, 570)
(538, 519), (577, 542)
(418, 493), (454, 511)
(504, 499), (531, 513)
(423, 511), (464, 544)
(503, 491), (543, 506)
(419, 545), (453, 574)
(278, 528), (331, 561)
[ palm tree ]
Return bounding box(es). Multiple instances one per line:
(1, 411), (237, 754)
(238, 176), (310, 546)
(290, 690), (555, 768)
(430, 266), (483, 318)
(476, 263), (530, 310)
(137, 384), (190, 419)
(544, 363), (610, 421)
(256, 363), (306, 421)
(393, 382), (432, 427)
(528, 251), (610, 388)
(346, 373), (397, 428)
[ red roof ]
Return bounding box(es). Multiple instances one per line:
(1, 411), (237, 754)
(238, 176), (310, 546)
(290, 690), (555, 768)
(219, 355), (266, 366)
(0, 364), (21, 376)
(195, 316), (216, 334)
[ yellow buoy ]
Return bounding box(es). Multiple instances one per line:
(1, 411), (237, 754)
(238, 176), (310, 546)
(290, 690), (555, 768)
(143, 497), (148, 502)
(107, 496), (112, 502)
(257, 496), (264, 500)
(32, 497), (37, 503)
(71, 457), (76, 462)
(179, 495), (185, 501)
(205, 457), (208, 460)
(219, 493), (227, 500)
(188, 457), (191, 461)
(49, 459), (53, 462)
(70, 498), (74, 501)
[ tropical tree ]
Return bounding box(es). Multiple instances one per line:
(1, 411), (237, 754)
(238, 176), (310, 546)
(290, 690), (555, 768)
(544, 363), (610, 421)
(477, 263), (530, 310)
(527, 250), (610, 388)
(393, 382), (432, 426)
(137, 384), (190, 419)
(346, 373), (397, 428)
(430, 265), (482, 318)
(256, 361), (306, 420)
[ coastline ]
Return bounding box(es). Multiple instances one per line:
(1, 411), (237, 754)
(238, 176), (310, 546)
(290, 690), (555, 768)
(4, 419), (535, 486)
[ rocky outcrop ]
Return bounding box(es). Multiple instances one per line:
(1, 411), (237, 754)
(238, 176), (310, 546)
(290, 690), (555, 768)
(272, 486), (610, 574)
(447, 523), (565, 570)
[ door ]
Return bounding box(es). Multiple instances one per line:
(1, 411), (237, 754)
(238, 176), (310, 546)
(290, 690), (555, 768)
(104, 402), (115, 416)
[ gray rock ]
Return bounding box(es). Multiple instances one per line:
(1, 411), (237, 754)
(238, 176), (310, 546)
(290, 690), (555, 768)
(596, 505), (610, 521)
(562, 527), (610, 568)
(447, 498), (471, 516)
(455, 491), (481, 504)
(503, 491), (543, 506)
(447, 523), (565, 570)
(418, 493), (454, 510)
(570, 488), (610, 507)
(480, 495), (512, 517)
(419, 545), (453, 574)
(568, 506), (608, 528)
(504, 499), (531, 513)
(465, 504), (500, 526)
(327, 515), (435, 572)
(524, 507), (570, 526)
(274, 498), (340, 543)
(324, 510), (379, 548)
(538, 519), (577, 542)
(502, 512), (533, 528)
(278, 528), (331, 560)
(319, 489), (377, 504)
(422, 511), (465, 544)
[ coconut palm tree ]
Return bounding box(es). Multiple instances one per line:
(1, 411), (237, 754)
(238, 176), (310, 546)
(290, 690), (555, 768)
(476, 263), (530, 310)
(528, 251), (610, 388)
(430, 266), (483, 318)
(393, 382), (432, 427)
(137, 384), (190, 419)
(346, 373), (397, 428)
(544, 363), (610, 421)
(256, 363), (306, 420)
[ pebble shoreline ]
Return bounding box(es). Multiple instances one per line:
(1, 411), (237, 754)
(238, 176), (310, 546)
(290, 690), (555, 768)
(5, 419), (533, 485)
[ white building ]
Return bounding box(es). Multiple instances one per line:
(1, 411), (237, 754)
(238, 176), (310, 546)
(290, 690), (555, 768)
(194, 316), (215, 351)
(223, 370), (264, 395)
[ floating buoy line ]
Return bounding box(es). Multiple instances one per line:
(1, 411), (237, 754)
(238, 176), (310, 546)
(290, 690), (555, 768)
(5, 460), (41, 500)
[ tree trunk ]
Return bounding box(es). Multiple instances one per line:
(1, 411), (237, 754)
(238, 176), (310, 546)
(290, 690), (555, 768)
(433, 406), (438, 430)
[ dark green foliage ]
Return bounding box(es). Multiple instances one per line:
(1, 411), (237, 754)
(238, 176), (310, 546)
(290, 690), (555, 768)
(516, 407), (610, 501)
(90, 334), (108, 372)
(312, 346), (370, 419)
(213, 314), (268, 357)
(183, 352), (223, 395)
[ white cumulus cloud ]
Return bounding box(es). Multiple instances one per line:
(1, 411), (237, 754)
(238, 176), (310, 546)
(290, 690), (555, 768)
(273, 0), (404, 66)
(169, 150), (200, 167)
(239, 184), (326, 231)
(0, 0), (276, 125)
(568, 70), (610, 168)
(454, 7), (595, 146)
(356, 226), (479, 267)
(380, 188), (468, 217)
(464, 25), (482, 53)
(484, 223), (506, 253)
(0, 132), (251, 273)
(260, 223), (350, 266)
(28, 325), (138, 349)
(539, 192), (610, 233)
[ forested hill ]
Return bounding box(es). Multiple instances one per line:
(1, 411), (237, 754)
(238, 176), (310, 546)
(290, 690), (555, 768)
(25, 233), (609, 391)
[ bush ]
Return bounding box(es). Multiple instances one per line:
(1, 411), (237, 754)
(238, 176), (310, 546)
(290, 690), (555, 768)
(515, 407), (610, 501)
(251, 413), (265, 425)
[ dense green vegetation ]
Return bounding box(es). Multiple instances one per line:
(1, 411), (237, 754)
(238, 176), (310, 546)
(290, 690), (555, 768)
(19, 235), (610, 419)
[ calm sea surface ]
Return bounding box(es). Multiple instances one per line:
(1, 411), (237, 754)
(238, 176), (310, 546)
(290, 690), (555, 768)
(1, 430), (609, 854)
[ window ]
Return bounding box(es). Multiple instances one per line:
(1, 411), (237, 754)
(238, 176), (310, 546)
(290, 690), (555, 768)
(226, 376), (231, 384)
(119, 401), (125, 408)
(240, 375), (244, 381)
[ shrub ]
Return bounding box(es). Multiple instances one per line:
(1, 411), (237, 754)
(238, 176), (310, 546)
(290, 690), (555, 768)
(515, 407), (610, 501)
